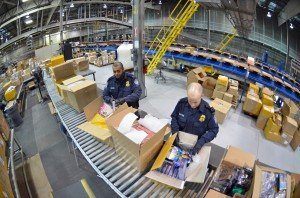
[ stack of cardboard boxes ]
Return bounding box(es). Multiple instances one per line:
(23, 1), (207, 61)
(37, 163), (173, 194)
(50, 61), (98, 112)
(243, 83), (262, 116)
(0, 112), (14, 197)
(282, 99), (300, 150)
(108, 53), (116, 64)
(212, 75), (228, 100)
(257, 95), (300, 148)
(227, 79), (239, 107)
(186, 67), (216, 98)
(66, 57), (89, 72)
(101, 51), (109, 65)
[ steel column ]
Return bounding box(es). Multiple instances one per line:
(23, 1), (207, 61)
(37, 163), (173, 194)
(207, 9), (210, 48)
(285, 22), (290, 71)
(132, 0), (146, 98)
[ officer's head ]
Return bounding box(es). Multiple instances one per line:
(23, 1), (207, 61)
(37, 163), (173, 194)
(112, 61), (124, 79)
(187, 83), (203, 109)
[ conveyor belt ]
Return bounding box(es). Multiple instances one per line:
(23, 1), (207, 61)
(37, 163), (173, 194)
(78, 44), (300, 102)
(43, 73), (214, 198)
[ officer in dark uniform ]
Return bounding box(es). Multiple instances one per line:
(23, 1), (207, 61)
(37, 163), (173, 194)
(171, 82), (219, 155)
(103, 61), (142, 108)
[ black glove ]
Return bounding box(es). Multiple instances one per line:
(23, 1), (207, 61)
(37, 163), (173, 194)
(115, 98), (125, 106)
(189, 145), (201, 156)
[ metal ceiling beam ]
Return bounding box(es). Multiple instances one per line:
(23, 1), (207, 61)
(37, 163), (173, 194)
(2, 0), (16, 6)
(45, 5), (58, 26)
(0, 17), (132, 50)
(0, 0), (159, 29)
(278, 0), (300, 26)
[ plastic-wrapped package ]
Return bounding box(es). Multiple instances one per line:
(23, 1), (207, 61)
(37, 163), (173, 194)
(99, 103), (113, 117)
(260, 171), (277, 198)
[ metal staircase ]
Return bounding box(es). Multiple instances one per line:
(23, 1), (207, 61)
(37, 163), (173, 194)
(216, 29), (237, 52)
(146, 0), (199, 75)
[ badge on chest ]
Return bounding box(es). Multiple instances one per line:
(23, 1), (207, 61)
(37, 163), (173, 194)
(199, 114), (206, 122)
(126, 81), (130, 87)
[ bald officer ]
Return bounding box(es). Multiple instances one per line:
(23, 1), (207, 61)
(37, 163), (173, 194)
(171, 83), (219, 155)
(103, 61), (142, 108)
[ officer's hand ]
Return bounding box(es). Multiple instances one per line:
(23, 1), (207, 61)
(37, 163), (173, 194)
(188, 146), (200, 156)
(115, 98), (125, 106)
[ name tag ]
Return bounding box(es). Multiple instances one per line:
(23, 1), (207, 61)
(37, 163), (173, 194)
(110, 87), (115, 90)
(179, 113), (185, 117)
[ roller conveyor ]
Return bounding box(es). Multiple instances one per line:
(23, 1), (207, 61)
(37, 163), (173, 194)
(43, 72), (215, 198)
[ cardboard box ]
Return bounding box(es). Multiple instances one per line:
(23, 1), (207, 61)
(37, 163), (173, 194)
(215, 84), (227, 92)
(77, 97), (128, 146)
(78, 60), (89, 71)
(227, 86), (238, 97)
(50, 62), (76, 82)
(212, 89), (224, 100)
(281, 132), (294, 145)
(290, 129), (300, 150)
(202, 77), (217, 90)
(248, 83), (259, 94)
(57, 75), (85, 104)
(217, 75), (229, 87)
(0, 134), (5, 157)
(203, 88), (214, 98)
(210, 146), (256, 197)
(256, 105), (274, 129)
(223, 93), (233, 104)
(59, 80), (98, 112)
(210, 98), (232, 124)
(261, 94), (273, 106)
(187, 67), (207, 86)
(243, 93), (262, 116)
(282, 116), (298, 137)
(146, 133), (211, 189)
(106, 107), (167, 172)
(264, 117), (282, 143)
(0, 111), (10, 141)
(262, 87), (274, 97)
(252, 164), (291, 198)
(273, 113), (283, 126)
(229, 79), (239, 87)
(282, 98), (300, 119)
(205, 189), (231, 198)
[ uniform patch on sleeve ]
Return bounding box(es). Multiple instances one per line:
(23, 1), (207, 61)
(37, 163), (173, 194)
(134, 79), (139, 85)
(126, 81), (130, 87)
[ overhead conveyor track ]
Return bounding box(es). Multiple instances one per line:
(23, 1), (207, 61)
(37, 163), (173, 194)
(43, 72), (215, 198)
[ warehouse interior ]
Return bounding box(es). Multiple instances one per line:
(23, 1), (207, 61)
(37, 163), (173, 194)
(0, 0), (300, 197)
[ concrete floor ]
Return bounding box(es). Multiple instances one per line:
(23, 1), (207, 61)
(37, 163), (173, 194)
(88, 64), (300, 174)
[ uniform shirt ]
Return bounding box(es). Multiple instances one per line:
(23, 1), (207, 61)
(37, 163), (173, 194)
(171, 97), (219, 150)
(103, 72), (142, 108)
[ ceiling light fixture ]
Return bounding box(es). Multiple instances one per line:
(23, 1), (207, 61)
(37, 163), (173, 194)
(120, 9), (123, 14)
(158, 0), (162, 5)
(26, 15), (30, 18)
(103, 4), (107, 9)
(289, 23), (294, 29)
(70, 3), (74, 8)
(22, 0), (29, 2)
(25, 19), (33, 25)
(267, 11), (272, 18)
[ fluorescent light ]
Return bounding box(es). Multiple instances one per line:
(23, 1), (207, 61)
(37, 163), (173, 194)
(70, 3), (74, 8)
(103, 4), (107, 9)
(267, 11), (272, 18)
(26, 15), (30, 18)
(25, 19), (33, 24)
(22, 0), (29, 2)
(62, 12), (65, 17)
(120, 9), (123, 14)
(158, 0), (162, 5)
(289, 23), (294, 29)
